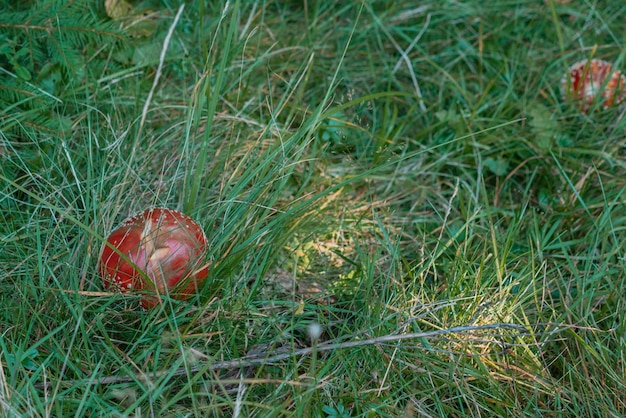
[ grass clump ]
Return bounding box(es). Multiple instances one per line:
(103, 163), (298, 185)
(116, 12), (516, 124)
(2, 0), (626, 416)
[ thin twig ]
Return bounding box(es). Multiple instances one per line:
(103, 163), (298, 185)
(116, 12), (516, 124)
(137, 4), (185, 137)
(392, 13), (431, 74)
(35, 323), (527, 390)
(384, 13), (431, 112)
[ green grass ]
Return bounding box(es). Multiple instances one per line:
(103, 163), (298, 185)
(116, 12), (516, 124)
(2, 0), (626, 416)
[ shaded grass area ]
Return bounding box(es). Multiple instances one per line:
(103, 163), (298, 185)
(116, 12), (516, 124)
(1, 0), (626, 416)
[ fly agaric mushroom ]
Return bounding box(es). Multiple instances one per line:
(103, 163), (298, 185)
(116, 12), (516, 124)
(99, 208), (209, 309)
(561, 59), (626, 113)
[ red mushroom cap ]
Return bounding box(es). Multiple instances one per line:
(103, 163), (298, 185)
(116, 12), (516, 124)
(561, 59), (626, 113)
(99, 208), (209, 309)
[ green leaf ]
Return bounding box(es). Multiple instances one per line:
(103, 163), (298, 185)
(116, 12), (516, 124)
(484, 156), (509, 176)
(527, 102), (560, 151)
(319, 110), (347, 143)
(4, 348), (39, 371)
(13, 63), (31, 81)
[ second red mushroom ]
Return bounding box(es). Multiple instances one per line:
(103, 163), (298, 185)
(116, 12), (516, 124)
(561, 59), (626, 113)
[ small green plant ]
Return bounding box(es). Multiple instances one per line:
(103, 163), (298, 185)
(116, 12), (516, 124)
(4, 348), (39, 371)
(322, 402), (351, 418)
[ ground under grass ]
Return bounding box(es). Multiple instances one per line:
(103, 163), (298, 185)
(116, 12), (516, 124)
(1, 0), (626, 416)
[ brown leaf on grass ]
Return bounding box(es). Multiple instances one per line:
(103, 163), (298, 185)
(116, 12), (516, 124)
(105, 0), (159, 37)
(105, 0), (134, 21)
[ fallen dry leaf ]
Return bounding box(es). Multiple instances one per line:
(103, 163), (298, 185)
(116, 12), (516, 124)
(105, 0), (134, 21)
